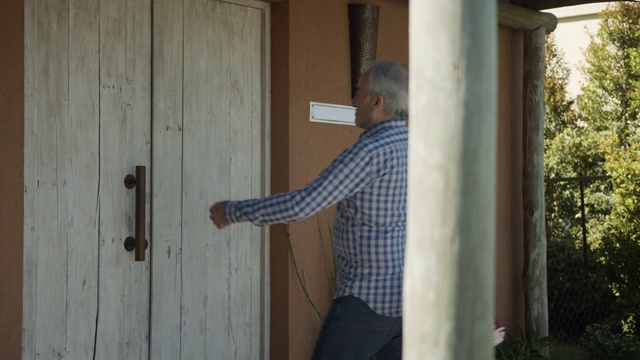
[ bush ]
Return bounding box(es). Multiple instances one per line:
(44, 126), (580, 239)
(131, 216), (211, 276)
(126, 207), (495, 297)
(495, 327), (549, 360)
(547, 237), (616, 337)
(580, 322), (640, 359)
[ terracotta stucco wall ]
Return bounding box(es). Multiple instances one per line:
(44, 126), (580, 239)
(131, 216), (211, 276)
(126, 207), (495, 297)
(0, 1), (24, 359)
(270, 1), (409, 359)
(496, 26), (526, 333)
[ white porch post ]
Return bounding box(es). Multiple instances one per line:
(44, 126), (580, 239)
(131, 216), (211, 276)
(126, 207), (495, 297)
(405, 1), (498, 358)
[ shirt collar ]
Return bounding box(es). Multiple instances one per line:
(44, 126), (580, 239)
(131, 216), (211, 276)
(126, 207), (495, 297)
(359, 118), (407, 140)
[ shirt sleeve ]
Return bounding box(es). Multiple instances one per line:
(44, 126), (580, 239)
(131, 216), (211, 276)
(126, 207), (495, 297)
(224, 143), (380, 226)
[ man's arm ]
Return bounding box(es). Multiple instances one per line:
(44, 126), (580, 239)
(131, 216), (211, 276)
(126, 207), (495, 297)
(209, 142), (378, 228)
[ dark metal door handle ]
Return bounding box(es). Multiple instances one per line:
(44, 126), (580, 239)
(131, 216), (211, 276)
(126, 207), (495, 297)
(123, 166), (148, 261)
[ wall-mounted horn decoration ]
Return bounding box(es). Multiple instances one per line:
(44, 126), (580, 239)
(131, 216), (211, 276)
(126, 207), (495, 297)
(348, 4), (380, 98)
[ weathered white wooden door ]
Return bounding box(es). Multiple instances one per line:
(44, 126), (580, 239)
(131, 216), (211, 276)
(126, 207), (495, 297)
(24, 0), (269, 358)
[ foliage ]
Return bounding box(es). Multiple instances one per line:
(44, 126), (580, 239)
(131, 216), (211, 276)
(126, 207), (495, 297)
(544, 34), (577, 140)
(580, 322), (640, 359)
(544, 34), (613, 338)
(546, 236), (615, 337)
(548, 337), (589, 360)
(495, 325), (550, 360)
(544, 2), (640, 338)
(543, 34), (607, 254)
(578, 3), (640, 141)
(598, 138), (640, 320)
(578, 3), (640, 331)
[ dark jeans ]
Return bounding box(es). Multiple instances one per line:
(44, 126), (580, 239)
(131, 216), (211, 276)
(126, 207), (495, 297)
(311, 296), (402, 360)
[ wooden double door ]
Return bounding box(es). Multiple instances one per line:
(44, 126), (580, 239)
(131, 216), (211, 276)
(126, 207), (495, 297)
(23, 0), (269, 358)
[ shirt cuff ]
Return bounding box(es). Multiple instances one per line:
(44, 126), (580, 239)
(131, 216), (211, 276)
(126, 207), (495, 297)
(224, 200), (249, 224)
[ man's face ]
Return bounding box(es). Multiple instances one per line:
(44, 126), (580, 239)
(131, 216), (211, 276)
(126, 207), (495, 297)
(352, 70), (376, 129)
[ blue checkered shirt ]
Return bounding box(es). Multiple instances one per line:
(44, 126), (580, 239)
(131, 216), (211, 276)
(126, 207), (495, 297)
(225, 119), (407, 317)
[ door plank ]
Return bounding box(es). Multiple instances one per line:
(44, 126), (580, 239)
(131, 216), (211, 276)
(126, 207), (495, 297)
(66, 0), (100, 358)
(226, 6), (264, 359)
(24, 0), (70, 357)
(97, 0), (151, 358)
(177, 1), (267, 358)
(181, 1), (230, 357)
(150, 1), (184, 359)
(123, 0), (152, 357)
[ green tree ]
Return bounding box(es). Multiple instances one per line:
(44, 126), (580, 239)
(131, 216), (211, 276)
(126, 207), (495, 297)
(543, 34), (605, 246)
(579, 4), (640, 328)
(544, 34), (612, 338)
(545, 2), (640, 338)
(578, 3), (640, 143)
(544, 34), (577, 141)
(544, 34), (582, 246)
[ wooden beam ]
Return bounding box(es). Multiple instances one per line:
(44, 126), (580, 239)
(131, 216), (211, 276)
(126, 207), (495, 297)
(522, 26), (549, 354)
(406, 1), (497, 358)
(499, 2), (557, 34)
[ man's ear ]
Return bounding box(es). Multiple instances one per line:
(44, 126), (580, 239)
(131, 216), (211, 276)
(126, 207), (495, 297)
(373, 95), (384, 110)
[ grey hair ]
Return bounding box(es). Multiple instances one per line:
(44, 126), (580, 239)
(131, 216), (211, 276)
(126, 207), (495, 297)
(364, 60), (409, 120)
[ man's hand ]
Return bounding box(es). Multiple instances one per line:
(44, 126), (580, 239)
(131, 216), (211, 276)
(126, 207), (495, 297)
(209, 201), (230, 229)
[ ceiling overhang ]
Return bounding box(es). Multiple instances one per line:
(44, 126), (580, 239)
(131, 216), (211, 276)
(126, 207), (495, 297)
(511, 0), (628, 11)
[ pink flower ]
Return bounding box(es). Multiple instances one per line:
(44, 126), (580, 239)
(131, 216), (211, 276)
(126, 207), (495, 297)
(493, 326), (506, 346)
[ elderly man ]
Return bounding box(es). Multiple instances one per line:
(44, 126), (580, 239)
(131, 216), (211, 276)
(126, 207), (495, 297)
(210, 59), (408, 360)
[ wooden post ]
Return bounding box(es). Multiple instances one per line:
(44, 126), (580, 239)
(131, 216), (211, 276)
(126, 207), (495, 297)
(405, 1), (497, 358)
(523, 26), (549, 351)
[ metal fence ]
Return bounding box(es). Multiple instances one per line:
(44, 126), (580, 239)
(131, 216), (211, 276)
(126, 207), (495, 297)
(545, 175), (610, 343)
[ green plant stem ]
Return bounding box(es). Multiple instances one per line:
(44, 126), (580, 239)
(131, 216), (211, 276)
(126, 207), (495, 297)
(288, 229), (324, 324)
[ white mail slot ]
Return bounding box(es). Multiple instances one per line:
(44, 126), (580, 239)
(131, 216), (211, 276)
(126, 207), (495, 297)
(310, 101), (356, 126)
